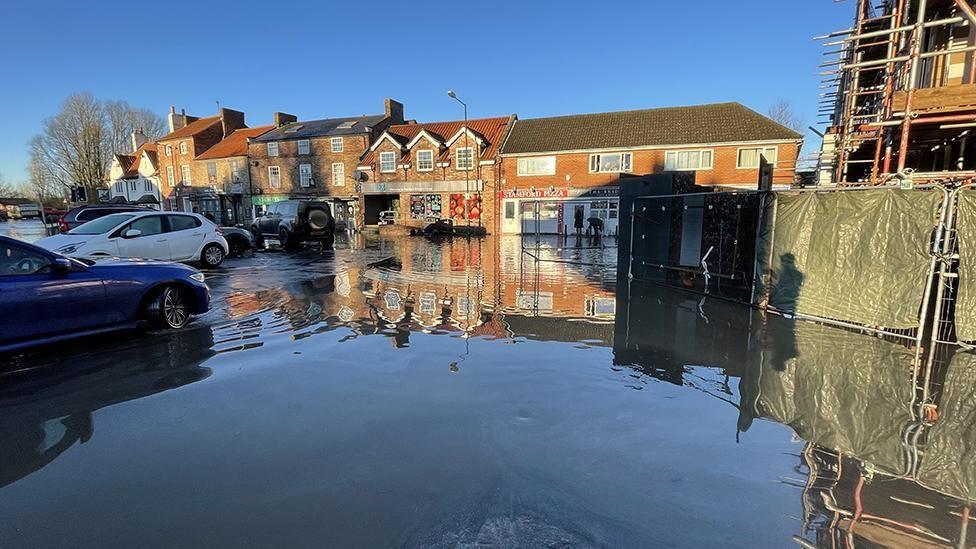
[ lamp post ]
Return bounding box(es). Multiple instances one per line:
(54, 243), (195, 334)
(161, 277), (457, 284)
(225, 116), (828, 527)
(447, 90), (473, 225)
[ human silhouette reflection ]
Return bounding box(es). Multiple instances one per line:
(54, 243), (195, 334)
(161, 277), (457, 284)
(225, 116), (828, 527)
(775, 253), (804, 312)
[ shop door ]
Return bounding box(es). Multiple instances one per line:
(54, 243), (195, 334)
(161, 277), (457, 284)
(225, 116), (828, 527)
(520, 201), (560, 234)
(501, 200), (520, 233)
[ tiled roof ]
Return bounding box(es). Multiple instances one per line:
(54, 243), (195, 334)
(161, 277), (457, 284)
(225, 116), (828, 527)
(254, 114), (388, 142)
(360, 116), (512, 165)
(121, 143), (159, 178)
(157, 116), (221, 142)
(197, 125), (274, 160)
(500, 102), (802, 155)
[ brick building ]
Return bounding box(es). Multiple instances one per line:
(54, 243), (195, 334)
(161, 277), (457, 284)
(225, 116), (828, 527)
(499, 102), (803, 234)
(156, 106), (248, 216)
(248, 99), (404, 228)
(193, 125), (274, 225)
(356, 115), (514, 233)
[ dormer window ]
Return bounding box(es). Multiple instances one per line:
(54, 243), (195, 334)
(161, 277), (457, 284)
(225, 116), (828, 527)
(417, 150), (434, 172)
(456, 147), (474, 171)
(379, 151), (397, 173)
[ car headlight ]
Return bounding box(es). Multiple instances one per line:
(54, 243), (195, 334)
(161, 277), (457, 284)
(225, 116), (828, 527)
(56, 242), (86, 254)
(188, 272), (206, 283)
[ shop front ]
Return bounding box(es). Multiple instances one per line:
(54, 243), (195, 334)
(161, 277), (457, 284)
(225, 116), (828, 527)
(251, 193), (290, 218)
(499, 187), (620, 235)
(361, 180), (485, 228)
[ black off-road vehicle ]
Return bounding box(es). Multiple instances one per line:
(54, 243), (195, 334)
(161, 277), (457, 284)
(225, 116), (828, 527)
(251, 200), (335, 251)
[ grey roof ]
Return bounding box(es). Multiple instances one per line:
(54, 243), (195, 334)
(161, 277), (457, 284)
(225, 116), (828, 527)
(254, 114), (388, 142)
(501, 102), (803, 155)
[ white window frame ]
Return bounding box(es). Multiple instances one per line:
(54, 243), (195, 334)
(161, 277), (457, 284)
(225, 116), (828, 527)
(416, 149), (434, 172)
(165, 145), (172, 156)
(115, 181), (123, 193)
(332, 162), (345, 186)
(664, 149), (714, 171)
(179, 141), (188, 155)
(379, 151), (397, 173)
(268, 166), (281, 189)
(267, 142), (279, 157)
(231, 160), (240, 182)
(299, 163), (313, 188)
(517, 156), (556, 176)
(166, 166), (175, 187)
(331, 137), (343, 153)
(297, 139), (310, 155)
(588, 152), (632, 173)
(145, 179), (152, 192)
(456, 147), (474, 171)
(737, 146), (778, 169)
(181, 165), (191, 185)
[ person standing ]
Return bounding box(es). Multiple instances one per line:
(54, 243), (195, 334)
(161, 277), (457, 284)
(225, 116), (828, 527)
(574, 207), (584, 236)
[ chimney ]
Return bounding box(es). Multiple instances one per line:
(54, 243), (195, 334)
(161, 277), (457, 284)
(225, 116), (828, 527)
(274, 112), (298, 127)
(131, 129), (147, 152)
(167, 105), (184, 133)
(181, 108), (188, 127)
(219, 108), (246, 137)
(385, 98), (404, 124)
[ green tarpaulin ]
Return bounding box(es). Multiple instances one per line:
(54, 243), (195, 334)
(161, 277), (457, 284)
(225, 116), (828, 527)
(738, 317), (916, 476)
(917, 349), (976, 501)
(761, 189), (940, 329)
(952, 191), (976, 342)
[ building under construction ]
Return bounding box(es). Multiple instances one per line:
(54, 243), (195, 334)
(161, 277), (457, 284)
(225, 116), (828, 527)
(819, 0), (976, 185)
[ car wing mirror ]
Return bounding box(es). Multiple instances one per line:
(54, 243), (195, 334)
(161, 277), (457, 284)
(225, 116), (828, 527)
(52, 257), (73, 273)
(124, 229), (142, 238)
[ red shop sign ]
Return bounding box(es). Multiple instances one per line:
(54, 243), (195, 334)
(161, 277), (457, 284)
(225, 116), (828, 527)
(499, 187), (569, 199)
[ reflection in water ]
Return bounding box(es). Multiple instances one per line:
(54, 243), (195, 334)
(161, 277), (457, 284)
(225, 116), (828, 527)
(2, 234), (976, 547)
(0, 326), (215, 488)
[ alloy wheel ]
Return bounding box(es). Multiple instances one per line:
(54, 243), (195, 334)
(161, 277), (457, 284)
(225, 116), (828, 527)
(163, 287), (189, 328)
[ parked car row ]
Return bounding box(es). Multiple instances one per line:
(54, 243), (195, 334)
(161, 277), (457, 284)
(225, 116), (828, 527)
(0, 199), (335, 353)
(0, 235), (211, 353)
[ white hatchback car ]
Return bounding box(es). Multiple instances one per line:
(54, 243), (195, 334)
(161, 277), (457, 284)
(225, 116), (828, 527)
(36, 211), (230, 267)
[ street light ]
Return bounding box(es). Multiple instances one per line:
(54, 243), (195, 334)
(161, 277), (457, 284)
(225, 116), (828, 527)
(447, 90), (474, 226)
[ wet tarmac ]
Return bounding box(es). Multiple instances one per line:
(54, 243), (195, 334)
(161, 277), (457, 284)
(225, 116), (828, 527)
(1, 231), (974, 547)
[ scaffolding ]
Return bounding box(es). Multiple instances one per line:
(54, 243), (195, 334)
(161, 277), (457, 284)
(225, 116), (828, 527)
(819, 0), (976, 185)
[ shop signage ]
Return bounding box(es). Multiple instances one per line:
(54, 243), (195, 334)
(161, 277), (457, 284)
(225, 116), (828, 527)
(251, 194), (289, 206)
(499, 188), (569, 199)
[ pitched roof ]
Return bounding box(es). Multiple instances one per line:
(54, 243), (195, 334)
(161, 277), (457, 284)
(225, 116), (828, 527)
(501, 102), (802, 155)
(120, 143), (159, 178)
(360, 116), (512, 165)
(157, 116), (221, 142)
(197, 125), (274, 160)
(254, 114), (388, 142)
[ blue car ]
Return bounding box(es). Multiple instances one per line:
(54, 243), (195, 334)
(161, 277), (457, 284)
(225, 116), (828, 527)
(0, 235), (210, 353)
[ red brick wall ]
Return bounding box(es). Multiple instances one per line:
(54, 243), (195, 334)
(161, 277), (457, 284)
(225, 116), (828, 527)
(361, 134), (501, 232)
(248, 134), (372, 198)
(500, 141), (801, 192)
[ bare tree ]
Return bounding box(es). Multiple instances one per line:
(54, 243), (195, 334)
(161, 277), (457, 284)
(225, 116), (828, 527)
(104, 99), (166, 156)
(28, 92), (165, 204)
(767, 100), (804, 132)
(0, 171), (14, 198)
(25, 146), (67, 204)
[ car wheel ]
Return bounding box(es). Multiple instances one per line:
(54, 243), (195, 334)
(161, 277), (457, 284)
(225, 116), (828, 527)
(146, 285), (191, 329)
(279, 228), (297, 252)
(228, 235), (249, 256)
(201, 243), (225, 267)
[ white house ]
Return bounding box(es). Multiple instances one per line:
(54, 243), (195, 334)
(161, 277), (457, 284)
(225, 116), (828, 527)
(107, 131), (163, 209)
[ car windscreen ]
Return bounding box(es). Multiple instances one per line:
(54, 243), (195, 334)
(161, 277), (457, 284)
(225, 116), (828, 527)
(68, 213), (137, 235)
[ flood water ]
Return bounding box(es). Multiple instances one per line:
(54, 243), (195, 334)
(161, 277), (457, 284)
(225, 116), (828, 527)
(1, 231), (974, 548)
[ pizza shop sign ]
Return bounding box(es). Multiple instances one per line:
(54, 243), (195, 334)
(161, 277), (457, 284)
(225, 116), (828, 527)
(499, 187), (569, 199)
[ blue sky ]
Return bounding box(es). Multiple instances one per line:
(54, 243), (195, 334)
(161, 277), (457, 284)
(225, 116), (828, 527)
(0, 0), (851, 183)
